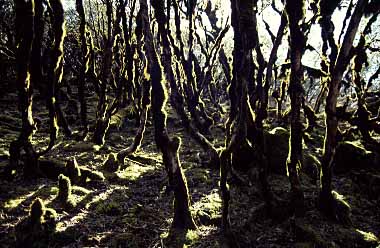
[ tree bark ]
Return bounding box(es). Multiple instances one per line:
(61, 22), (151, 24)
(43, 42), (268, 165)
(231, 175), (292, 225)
(320, 0), (368, 213)
(9, 0), (39, 177)
(285, 0), (306, 216)
(143, 0), (196, 230)
(76, 0), (90, 137)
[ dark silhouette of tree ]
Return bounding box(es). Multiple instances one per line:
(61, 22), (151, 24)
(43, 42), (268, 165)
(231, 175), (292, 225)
(285, 0), (306, 216)
(8, 0), (40, 179)
(75, 0), (91, 137)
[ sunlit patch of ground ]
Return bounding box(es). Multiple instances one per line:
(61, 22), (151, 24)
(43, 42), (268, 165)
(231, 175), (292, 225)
(0, 92), (379, 247)
(116, 162), (157, 181)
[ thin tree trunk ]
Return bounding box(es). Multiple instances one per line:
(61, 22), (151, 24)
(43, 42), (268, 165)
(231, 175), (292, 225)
(153, 0), (219, 167)
(76, 0), (90, 137)
(320, 0), (368, 211)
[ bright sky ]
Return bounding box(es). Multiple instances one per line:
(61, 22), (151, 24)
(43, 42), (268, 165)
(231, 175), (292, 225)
(62, 0), (378, 81)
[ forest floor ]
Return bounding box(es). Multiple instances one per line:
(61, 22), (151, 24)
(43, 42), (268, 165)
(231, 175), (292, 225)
(0, 87), (380, 248)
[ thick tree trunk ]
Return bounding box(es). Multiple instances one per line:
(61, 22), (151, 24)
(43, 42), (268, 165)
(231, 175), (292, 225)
(285, 0), (305, 216)
(30, 0), (44, 92)
(9, 0), (39, 177)
(143, 0), (196, 230)
(40, 0), (67, 156)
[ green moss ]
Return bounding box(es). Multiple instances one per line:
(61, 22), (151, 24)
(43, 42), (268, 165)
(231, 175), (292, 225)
(30, 198), (45, 223)
(303, 153), (321, 181)
(263, 127), (321, 176)
(80, 167), (105, 182)
(95, 200), (122, 216)
(264, 127), (290, 174)
(102, 153), (120, 172)
(4, 197), (24, 210)
(65, 158), (81, 184)
(193, 191), (222, 226)
(116, 163), (154, 181)
(72, 185), (91, 195)
(185, 230), (200, 246)
(57, 174), (75, 208)
(334, 141), (376, 174)
(58, 174), (71, 201)
(16, 198), (57, 247)
(63, 141), (101, 152)
(355, 229), (378, 243)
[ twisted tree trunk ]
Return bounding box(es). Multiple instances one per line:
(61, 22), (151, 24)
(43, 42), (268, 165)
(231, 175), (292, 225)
(285, 0), (305, 216)
(142, 0), (196, 230)
(76, 0), (90, 137)
(8, 0), (39, 178)
(152, 0), (219, 167)
(39, 0), (67, 156)
(320, 0), (368, 214)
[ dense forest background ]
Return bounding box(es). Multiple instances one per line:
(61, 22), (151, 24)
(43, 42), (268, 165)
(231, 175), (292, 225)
(0, 0), (380, 247)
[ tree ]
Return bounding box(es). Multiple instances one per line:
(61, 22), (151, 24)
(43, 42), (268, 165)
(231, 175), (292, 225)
(319, 0), (369, 222)
(285, 0), (306, 216)
(8, 0), (39, 178)
(141, 0), (196, 230)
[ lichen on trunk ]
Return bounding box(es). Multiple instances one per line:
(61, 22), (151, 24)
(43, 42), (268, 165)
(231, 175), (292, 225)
(285, 0), (306, 216)
(142, 0), (196, 230)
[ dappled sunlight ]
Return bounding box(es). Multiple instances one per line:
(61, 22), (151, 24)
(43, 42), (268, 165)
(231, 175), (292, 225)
(1, 0), (380, 246)
(2, 184), (56, 212)
(84, 187), (116, 210)
(192, 189), (222, 226)
(355, 229), (378, 242)
(56, 210), (89, 232)
(116, 162), (156, 181)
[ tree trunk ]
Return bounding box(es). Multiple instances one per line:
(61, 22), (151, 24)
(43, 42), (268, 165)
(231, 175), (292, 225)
(39, 0), (67, 156)
(9, 0), (39, 178)
(76, 0), (90, 137)
(285, 0), (305, 216)
(143, 0), (196, 230)
(320, 0), (368, 214)
(152, 0), (219, 167)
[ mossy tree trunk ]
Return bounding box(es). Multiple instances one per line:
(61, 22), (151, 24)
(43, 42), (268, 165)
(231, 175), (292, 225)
(39, 0), (67, 156)
(350, 13), (379, 142)
(142, 0), (196, 230)
(253, 5), (287, 215)
(117, 36), (150, 162)
(152, 0), (219, 167)
(120, 0), (137, 109)
(92, 0), (124, 146)
(320, 0), (368, 214)
(76, 0), (90, 137)
(285, 0), (306, 216)
(220, 0), (260, 232)
(170, 0), (215, 135)
(9, 0), (39, 177)
(30, 0), (44, 92)
(92, 0), (113, 145)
